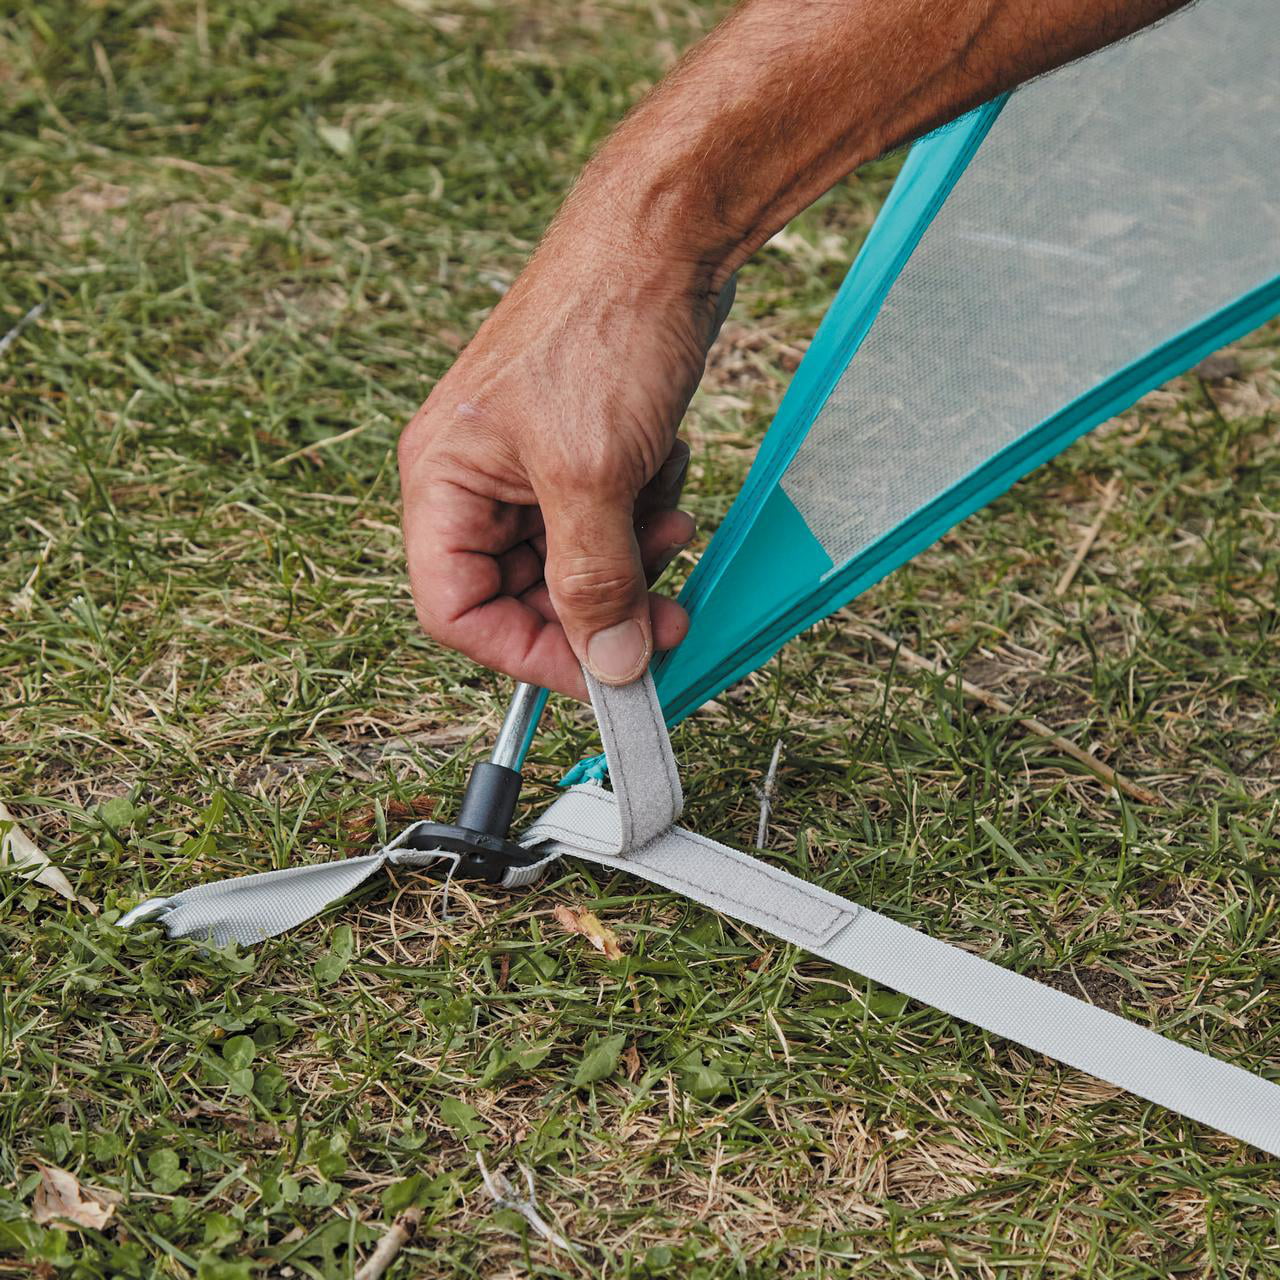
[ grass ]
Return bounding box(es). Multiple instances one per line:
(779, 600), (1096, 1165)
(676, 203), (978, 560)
(2, 1), (1280, 1276)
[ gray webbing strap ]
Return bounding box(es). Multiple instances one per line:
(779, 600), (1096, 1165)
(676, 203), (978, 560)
(529, 795), (1280, 1152)
(116, 824), (457, 948)
(518, 672), (1280, 1157)
(121, 670), (1280, 1154)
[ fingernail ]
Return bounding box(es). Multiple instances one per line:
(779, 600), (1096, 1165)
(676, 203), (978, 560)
(586, 619), (648, 684)
(647, 529), (694, 585)
(663, 531), (695, 561)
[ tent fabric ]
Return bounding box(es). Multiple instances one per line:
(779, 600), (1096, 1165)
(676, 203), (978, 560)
(654, 0), (1280, 727)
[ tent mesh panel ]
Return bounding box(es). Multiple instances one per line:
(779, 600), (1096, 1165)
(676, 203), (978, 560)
(781, 0), (1279, 566)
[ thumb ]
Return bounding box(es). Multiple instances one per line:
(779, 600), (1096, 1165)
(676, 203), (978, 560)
(541, 484), (651, 686)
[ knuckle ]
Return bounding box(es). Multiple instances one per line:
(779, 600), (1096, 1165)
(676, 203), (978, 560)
(417, 609), (469, 660)
(397, 416), (433, 473)
(566, 462), (611, 495)
(546, 439), (645, 497)
(553, 557), (638, 611)
(411, 596), (447, 641)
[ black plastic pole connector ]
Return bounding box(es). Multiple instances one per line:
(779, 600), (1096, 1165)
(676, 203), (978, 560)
(455, 762), (521, 838)
(399, 684), (549, 882)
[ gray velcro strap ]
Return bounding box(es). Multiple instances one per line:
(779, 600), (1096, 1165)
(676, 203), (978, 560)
(583, 670), (681, 851)
(525, 673), (1280, 1158)
(536, 784), (1280, 1153)
(525, 791), (856, 950)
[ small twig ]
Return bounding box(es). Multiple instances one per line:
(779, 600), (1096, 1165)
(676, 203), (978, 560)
(354, 1207), (423, 1280)
(0, 303), (46, 360)
(1054, 472), (1122, 596)
(858, 623), (1162, 807)
(476, 1151), (575, 1252)
(436, 850), (460, 922)
(273, 418), (382, 467)
(755, 738), (784, 848)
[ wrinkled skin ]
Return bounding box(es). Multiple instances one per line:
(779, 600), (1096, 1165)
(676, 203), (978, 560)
(399, 246), (733, 699)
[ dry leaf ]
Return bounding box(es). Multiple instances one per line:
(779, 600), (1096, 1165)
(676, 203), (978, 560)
(0, 802), (77, 903)
(622, 1044), (642, 1080)
(317, 122), (353, 157)
(32, 1165), (118, 1231)
(553, 904), (625, 961)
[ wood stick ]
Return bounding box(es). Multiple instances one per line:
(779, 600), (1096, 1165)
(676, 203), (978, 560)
(856, 623), (1163, 807)
(354, 1208), (423, 1280)
(1054, 472), (1122, 596)
(755, 738), (784, 848)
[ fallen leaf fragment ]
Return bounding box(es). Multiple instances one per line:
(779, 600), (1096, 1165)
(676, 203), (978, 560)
(1, 802), (78, 903)
(32, 1165), (118, 1231)
(553, 904), (625, 960)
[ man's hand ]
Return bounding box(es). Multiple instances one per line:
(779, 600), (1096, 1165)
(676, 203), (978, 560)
(398, 226), (734, 699)
(401, 0), (1187, 698)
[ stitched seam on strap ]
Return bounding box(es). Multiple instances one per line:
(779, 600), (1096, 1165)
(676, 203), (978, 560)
(524, 788), (622, 853)
(640, 674), (682, 827)
(656, 827), (852, 935)
(641, 838), (850, 937)
(532, 788), (852, 937)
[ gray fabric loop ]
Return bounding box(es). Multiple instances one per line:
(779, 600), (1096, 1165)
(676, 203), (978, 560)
(583, 670), (682, 852)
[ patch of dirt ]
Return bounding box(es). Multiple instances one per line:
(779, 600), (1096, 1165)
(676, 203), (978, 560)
(886, 1139), (1010, 1206)
(1029, 964), (1131, 1015)
(46, 178), (132, 241)
(1192, 353), (1243, 383)
(1144, 880), (1183, 911)
(305, 793), (438, 848)
(959, 656), (1029, 696)
(223, 282), (351, 347)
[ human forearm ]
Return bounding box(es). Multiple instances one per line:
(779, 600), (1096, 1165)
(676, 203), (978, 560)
(554, 0), (1190, 294)
(400, 0), (1192, 697)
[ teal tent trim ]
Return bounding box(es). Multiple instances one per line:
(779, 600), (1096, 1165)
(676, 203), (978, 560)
(655, 98), (1008, 719)
(658, 270), (1280, 728)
